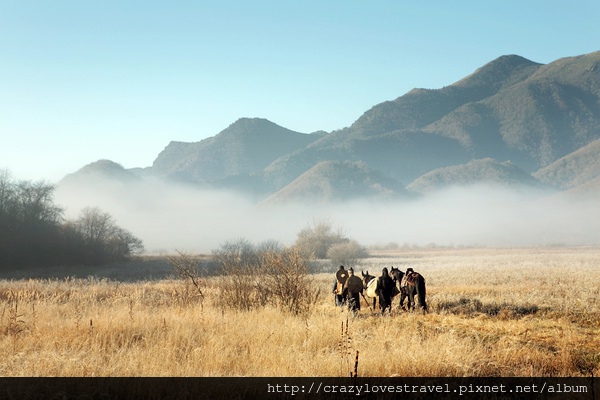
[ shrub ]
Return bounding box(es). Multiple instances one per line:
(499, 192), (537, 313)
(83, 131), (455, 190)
(326, 240), (368, 269)
(260, 246), (321, 316)
(212, 238), (262, 311)
(295, 219), (348, 259)
(211, 239), (320, 315)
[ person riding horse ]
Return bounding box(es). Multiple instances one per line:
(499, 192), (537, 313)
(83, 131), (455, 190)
(332, 265), (348, 306)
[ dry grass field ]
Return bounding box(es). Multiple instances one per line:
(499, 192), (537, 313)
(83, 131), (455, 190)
(1, 247), (598, 377)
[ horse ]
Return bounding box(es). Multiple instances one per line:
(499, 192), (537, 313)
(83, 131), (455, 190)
(361, 271), (379, 310)
(361, 270), (400, 313)
(343, 270), (364, 315)
(389, 267), (427, 312)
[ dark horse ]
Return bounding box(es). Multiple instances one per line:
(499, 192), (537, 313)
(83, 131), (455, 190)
(361, 270), (400, 313)
(389, 267), (427, 312)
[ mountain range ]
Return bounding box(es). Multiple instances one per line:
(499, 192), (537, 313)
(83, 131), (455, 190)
(60, 51), (600, 203)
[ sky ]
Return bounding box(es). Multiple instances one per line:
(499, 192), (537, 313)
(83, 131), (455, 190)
(2, 1), (600, 183)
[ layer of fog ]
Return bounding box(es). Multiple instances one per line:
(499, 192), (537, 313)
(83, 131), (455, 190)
(55, 179), (600, 255)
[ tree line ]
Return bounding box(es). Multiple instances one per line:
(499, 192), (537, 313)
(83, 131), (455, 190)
(0, 171), (143, 268)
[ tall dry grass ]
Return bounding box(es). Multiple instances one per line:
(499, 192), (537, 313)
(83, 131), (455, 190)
(0, 247), (598, 377)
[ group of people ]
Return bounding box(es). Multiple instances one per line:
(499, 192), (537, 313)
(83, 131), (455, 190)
(332, 265), (418, 315)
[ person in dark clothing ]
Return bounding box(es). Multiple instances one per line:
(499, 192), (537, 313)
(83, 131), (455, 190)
(332, 265), (348, 306)
(343, 267), (363, 316)
(377, 267), (395, 314)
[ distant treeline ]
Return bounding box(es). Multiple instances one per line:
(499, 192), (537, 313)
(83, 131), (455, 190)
(0, 171), (143, 268)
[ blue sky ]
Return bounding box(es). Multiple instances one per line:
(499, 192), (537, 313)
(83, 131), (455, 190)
(2, 1), (599, 182)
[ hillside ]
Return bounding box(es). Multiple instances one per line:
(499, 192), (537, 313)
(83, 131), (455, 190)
(533, 138), (600, 190)
(559, 176), (600, 198)
(424, 52), (600, 169)
(261, 160), (411, 205)
(406, 158), (548, 194)
(350, 55), (543, 136)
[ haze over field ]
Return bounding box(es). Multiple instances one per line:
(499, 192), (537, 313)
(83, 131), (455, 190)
(55, 178), (600, 254)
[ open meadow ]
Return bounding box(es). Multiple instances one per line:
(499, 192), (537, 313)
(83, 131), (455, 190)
(1, 247), (598, 377)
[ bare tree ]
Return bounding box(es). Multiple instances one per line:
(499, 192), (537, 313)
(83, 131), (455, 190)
(212, 238), (262, 311)
(326, 240), (369, 269)
(15, 180), (62, 224)
(74, 207), (144, 264)
(167, 251), (205, 306)
(0, 175), (64, 267)
(295, 219), (348, 259)
(260, 246), (321, 316)
(77, 207), (113, 244)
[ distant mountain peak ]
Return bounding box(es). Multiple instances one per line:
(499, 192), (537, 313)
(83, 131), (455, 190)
(349, 54), (543, 137)
(225, 117), (281, 131)
(59, 159), (140, 186)
(215, 117), (306, 141)
(453, 54), (542, 89)
(72, 159), (127, 174)
(151, 117), (322, 183)
(484, 54), (538, 68)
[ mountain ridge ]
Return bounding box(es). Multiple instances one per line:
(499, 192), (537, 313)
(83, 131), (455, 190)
(151, 117), (325, 183)
(59, 51), (600, 204)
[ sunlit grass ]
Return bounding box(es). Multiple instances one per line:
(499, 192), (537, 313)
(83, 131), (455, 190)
(1, 247), (598, 377)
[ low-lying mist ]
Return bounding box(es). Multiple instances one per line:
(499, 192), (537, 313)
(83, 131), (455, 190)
(55, 179), (600, 254)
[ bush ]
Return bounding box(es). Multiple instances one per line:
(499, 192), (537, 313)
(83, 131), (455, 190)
(212, 239), (320, 315)
(326, 240), (369, 269)
(294, 219), (348, 259)
(212, 238), (262, 311)
(260, 247), (321, 316)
